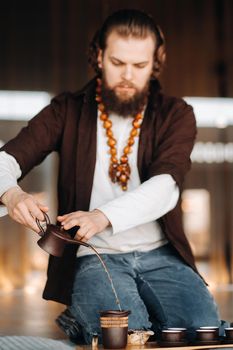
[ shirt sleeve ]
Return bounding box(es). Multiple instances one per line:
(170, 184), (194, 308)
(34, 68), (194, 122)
(98, 174), (179, 234)
(147, 98), (197, 189)
(0, 151), (22, 216)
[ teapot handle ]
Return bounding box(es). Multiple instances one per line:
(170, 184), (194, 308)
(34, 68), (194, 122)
(36, 212), (51, 236)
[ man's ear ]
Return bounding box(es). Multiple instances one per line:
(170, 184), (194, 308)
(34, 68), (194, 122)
(97, 49), (103, 69)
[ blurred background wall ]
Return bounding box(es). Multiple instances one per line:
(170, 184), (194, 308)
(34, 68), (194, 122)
(0, 0), (232, 96)
(0, 0), (232, 293)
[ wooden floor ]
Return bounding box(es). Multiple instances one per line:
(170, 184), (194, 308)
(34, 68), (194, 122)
(0, 289), (66, 339)
(0, 272), (66, 339)
(0, 273), (232, 340)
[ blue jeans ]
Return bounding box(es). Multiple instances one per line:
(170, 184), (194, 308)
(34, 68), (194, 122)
(69, 243), (229, 344)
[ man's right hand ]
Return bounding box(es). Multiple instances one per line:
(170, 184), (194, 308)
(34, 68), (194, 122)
(1, 186), (49, 233)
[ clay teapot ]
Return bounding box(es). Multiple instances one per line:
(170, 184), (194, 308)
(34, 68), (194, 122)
(36, 213), (90, 257)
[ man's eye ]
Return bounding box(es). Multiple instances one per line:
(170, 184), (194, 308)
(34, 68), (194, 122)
(135, 64), (146, 69)
(112, 61), (122, 66)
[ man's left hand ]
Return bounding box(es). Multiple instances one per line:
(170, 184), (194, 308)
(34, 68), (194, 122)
(57, 209), (110, 242)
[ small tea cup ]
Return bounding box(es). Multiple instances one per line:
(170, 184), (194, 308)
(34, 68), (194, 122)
(196, 329), (216, 341)
(167, 328), (187, 340)
(199, 326), (219, 338)
(161, 330), (183, 342)
(225, 327), (233, 340)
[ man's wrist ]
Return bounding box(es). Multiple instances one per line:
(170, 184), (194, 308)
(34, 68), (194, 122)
(1, 185), (22, 205)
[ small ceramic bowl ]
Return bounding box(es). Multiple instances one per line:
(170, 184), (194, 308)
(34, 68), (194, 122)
(196, 329), (217, 341)
(167, 328), (187, 339)
(161, 330), (183, 342)
(199, 326), (219, 338)
(225, 327), (233, 340)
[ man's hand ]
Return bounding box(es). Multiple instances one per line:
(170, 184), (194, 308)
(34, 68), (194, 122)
(1, 186), (49, 233)
(57, 209), (110, 242)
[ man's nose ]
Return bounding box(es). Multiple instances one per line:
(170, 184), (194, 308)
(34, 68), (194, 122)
(122, 65), (133, 80)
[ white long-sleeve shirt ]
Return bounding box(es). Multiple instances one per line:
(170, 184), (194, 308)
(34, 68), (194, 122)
(0, 151), (21, 216)
(0, 111), (179, 255)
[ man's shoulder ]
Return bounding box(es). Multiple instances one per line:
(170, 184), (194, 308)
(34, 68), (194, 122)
(158, 92), (192, 112)
(153, 93), (195, 128)
(149, 80), (192, 113)
(51, 78), (96, 105)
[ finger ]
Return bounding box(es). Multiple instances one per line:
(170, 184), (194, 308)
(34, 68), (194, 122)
(11, 208), (28, 226)
(62, 217), (86, 230)
(57, 214), (69, 221)
(83, 229), (96, 241)
(75, 226), (89, 239)
(75, 229), (86, 240)
(57, 214), (78, 225)
(14, 208), (40, 232)
(16, 198), (46, 222)
(58, 211), (85, 221)
(78, 229), (95, 243)
(29, 204), (47, 221)
(16, 204), (42, 232)
(77, 233), (89, 243)
(38, 203), (49, 212)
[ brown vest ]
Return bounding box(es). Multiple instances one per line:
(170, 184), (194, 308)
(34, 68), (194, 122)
(1, 78), (198, 305)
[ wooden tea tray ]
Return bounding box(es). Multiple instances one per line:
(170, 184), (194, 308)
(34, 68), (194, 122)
(76, 341), (233, 350)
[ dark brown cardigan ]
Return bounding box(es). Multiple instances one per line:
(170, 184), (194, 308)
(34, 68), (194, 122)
(1, 78), (197, 305)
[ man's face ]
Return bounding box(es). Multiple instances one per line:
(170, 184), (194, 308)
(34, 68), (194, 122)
(98, 30), (155, 103)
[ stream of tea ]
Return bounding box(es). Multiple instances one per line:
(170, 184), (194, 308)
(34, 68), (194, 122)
(88, 243), (122, 311)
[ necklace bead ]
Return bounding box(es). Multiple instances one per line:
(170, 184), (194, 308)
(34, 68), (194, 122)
(120, 155), (128, 164)
(106, 129), (113, 137)
(103, 120), (112, 129)
(107, 138), (116, 147)
(110, 148), (117, 156)
(100, 113), (108, 121)
(133, 119), (142, 128)
(130, 129), (138, 137)
(111, 156), (118, 164)
(128, 137), (135, 146)
(123, 146), (131, 154)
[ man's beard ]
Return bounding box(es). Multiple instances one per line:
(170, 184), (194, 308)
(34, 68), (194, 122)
(100, 74), (150, 117)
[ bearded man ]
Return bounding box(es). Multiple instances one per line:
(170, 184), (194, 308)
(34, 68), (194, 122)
(0, 8), (229, 344)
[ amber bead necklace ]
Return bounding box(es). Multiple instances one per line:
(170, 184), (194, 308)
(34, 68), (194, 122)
(96, 78), (144, 191)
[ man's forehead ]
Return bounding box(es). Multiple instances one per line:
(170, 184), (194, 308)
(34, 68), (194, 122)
(104, 31), (155, 60)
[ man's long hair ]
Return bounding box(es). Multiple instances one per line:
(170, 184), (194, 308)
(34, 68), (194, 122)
(88, 9), (166, 78)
